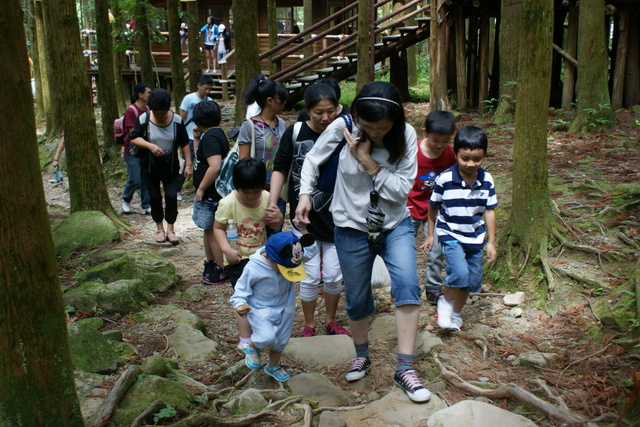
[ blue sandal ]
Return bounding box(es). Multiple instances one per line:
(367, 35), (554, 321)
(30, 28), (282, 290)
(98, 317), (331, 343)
(244, 347), (261, 370)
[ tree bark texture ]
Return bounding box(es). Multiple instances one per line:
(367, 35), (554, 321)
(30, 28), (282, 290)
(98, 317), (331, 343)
(611, 5), (628, 110)
(27, 0), (44, 120)
(429, 0), (451, 111)
(43, 0), (114, 214)
(136, 0), (155, 87)
(454, 4), (467, 110)
(111, 1), (129, 113)
(394, 1), (418, 87)
(511, 0), (553, 262)
(561, 6), (578, 110)
(267, 0), (278, 76)
(303, 0), (313, 76)
(187, 0), (201, 93)
(232, 0), (261, 125)
(478, 10), (490, 114)
(569, 0), (615, 133)
(96, 0), (120, 161)
(40, 0), (64, 136)
(356, 0), (373, 93)
(623, 9), (640, 107)
(0, 2), (84, 425)
(167, 0), (186, 107)
(493, 0), (521, 123)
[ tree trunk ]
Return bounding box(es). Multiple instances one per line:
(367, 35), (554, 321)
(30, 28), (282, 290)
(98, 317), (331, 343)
(478, 10), (489, 114)
(40, 0), (63, 136)
(454, 4), (467, 110)
(561, 5), (578, 110)
(168, 0), (186, 107)
(111, 1), (129, 113)
(0, 2), (84, 425)
(233, 0), (261, 125)
(356, 0), (373, 92)
(27, 0), (44, 120)
(429, 0), (450, 110)
(267, 0), (278, 76)
(493, 0), (520, 123)
(568, 0), (615, 133)
(186, 0), (200, 93)
(43, 0), (116, 215)
(467, 15), (478, 108)
(136, 0), (155, 87)
(623, 10), (640, 107)
(394, 1), (418, 87)
(507, 0), (554, 287)
(303, 0), (313, 76)
(611, 5), (628, 110)
(96, 0), (120, 161)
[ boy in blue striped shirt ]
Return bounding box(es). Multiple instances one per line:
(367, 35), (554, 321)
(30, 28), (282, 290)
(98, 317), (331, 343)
(422, 126), (497, 331)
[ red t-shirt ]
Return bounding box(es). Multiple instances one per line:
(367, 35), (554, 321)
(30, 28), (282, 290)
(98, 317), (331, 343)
(123, 103), (147, 155)
(407, 142), (457, 219)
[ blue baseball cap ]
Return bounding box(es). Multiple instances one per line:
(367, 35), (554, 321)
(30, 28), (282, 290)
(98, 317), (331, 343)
(265, 231), (313, 281)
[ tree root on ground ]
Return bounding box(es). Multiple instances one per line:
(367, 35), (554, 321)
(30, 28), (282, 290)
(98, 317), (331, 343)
(93, 364), (141, 427)
(453, 331), (489, 360)
(312, 404), (367, 415)
(434, 354), (586, 424)
(293, 403), (313, 427)
(129, 399), (166, 427)
(550, 264), (603, 288)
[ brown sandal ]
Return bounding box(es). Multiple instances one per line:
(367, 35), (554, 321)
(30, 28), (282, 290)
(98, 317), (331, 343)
(166, 231), (179, 245)
(155, 230), (166, 243)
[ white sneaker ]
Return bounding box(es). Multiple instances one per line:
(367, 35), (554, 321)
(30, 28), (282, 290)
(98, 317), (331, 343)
(451, 313), (463, 331)
(176, 193), (183, 201)
(436, 296), (453, 329)
(122, 200), (132, 214)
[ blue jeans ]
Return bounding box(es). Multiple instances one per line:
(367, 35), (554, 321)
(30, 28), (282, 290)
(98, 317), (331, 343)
(122, 153), (150, 209)
(335, 217), (421, 321)
(440, 239), (483, 293)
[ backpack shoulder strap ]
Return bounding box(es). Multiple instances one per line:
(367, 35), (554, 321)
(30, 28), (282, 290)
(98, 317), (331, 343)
(292, 121), (303, 143)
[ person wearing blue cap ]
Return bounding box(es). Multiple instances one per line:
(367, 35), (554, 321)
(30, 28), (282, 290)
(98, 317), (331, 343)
(230, 228), (318, 381)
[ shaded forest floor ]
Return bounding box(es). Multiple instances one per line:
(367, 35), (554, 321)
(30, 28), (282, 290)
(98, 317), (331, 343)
(44, 104), (640, 425)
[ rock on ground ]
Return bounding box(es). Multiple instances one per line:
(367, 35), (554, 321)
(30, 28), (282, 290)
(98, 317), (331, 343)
(427, 400), (537, 427)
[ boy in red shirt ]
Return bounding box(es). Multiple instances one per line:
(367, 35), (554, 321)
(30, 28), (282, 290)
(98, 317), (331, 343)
(407, 111), (457, 304)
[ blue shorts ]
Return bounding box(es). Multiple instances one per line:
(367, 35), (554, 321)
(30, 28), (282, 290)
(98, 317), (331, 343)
(441, 239), (483, 293)
(192, 196), (218, 230)
(334, 217), (421, 321)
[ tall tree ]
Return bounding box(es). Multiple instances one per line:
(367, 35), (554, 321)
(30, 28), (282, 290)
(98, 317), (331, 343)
(568, 0), (615, 133)
(186, 0), (200, 93)
(499, 0), (556, 288)
(96, 0), (120, 161)
(493, 0), (521, 123)
(0, 2), (83, 425)
(233, 0), (261, 124)
(111, 0), (129, 113)
(267, 0), (278, 76)
(167, 0), (186, 107)
(356, 0), (372, 92)
(135, 0), (155, 87)
(39, 0), (64, 136)
(42, 0), (118, 217)
(429, 0), (450, 110)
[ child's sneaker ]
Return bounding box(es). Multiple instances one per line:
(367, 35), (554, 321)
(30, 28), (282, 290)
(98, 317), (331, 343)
(203, 263), (229, 285)
(237, 338), (251, 351)
(244, 347), (261, 370)
(394, 369), (431, 402)
(451, 313), (463, 331)
(345, 357), (371, 381)
(302, 326), (316, 337)
(436, 296), (453, 329)
(425, 288), (443, 306)
(264, 364), (290, 381)
(325, 322), (348, 335)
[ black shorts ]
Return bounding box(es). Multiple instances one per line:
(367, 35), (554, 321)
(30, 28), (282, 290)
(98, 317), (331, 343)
(204, 44), (214, 51)
(225, 259), (250, 288)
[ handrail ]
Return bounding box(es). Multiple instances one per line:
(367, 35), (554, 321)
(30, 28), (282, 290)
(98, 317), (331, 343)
(270, 0), (428, 82)
(260, 1), (359, 59)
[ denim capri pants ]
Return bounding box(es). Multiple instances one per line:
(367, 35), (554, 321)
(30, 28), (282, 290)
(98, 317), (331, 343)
(440, 239), (483, 293)
(192, 196), (218, 230)
(334, 217), (421, 321)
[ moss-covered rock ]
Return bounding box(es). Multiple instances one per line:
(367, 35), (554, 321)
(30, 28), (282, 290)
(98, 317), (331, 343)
(141, 356), (179, 377)
(135, 304), (206, 333)
(77, 249), (178, 293)
(169, 324), (219, 363)
(224, 389), (268, 415)
(113, 375), (193, 426)
(53, 211), (120, 259)
(63, 279), (152, 314)
(67, 319), (117, 373)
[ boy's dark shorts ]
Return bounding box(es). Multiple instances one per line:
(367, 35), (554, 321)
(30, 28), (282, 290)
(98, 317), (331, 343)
(225, 259), (250, 288)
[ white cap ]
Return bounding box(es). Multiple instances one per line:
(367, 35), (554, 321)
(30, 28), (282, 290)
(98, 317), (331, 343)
(218, 24), (225, 32)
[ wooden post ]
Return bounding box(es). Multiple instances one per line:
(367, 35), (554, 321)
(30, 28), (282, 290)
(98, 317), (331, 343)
(561, 6), (577, 110)
(186, 0), (200, 93)
(304, 0), (313, 75)
(267, 0), (278, 76)
(455, 5), (467, 110)
(611, 5), (628, 109)
(221, 62), (228, 100)
(623, 9), (640, 107)
(390, 49), (409, 101)
(478, 10), (489, 113)
(356, 0), (372, 92)
(429, 0), (451, 110)
(467, 15), (478, 108)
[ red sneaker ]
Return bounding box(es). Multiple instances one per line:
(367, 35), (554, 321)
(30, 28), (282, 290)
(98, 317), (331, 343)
(302, 326), (316, 337)
(325, 322), (348, 335)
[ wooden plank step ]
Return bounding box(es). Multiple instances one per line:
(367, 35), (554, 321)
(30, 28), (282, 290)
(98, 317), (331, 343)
(327, 59), (351, 67)
(346, 52), (358, 59)
(374, 43), (384, 49)
(382, 35), (402, 42)
(285, 83), (303, 90)
(314, 67), (334, 77)
(397, 26), (420, 32)
(295, 75), (319, 83)
(415, 17), (431, 24)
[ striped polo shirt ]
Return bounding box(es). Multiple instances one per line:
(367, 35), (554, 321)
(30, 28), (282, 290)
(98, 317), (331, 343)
(429, 164), (498, 249)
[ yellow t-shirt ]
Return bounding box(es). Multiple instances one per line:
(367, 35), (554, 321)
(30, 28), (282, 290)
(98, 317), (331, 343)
(215, 190), (271, 259)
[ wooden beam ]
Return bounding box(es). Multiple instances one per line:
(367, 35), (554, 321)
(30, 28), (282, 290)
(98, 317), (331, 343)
(553, 43), (577, 68)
